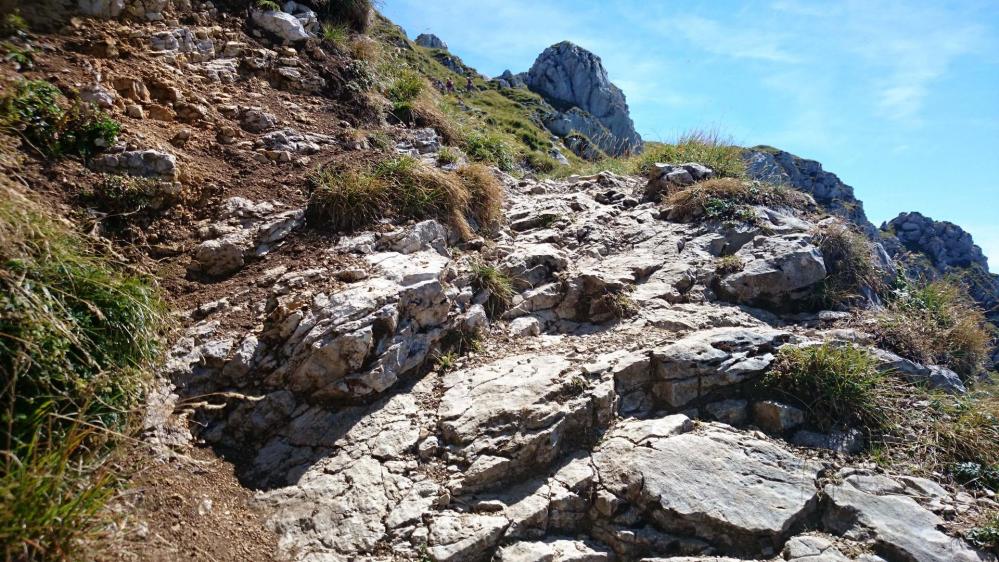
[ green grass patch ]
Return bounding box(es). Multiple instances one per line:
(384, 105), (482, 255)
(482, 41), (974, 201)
(0, 183), (164, 559)
(470, 261), (514, 318)
(321, 23), (350, 50)
(635, 131), (747, 178)
(763, 344), (892, 432)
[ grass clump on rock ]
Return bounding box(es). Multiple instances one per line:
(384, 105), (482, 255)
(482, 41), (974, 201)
(815, 223), (886, 307)
(635, 130), (747, 179)
(762, 343), (894, 433)
(470, 261), (515, 317)
(307, 155), (503, 239)
(664, 178), (811, 222)
(869, 279), (992, 378)
(0, 183), (164, 560)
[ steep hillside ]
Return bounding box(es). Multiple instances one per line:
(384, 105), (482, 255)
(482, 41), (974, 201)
(1, 2), (997, 562)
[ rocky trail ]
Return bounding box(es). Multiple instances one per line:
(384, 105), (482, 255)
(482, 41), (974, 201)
(160, 150), (995, 561)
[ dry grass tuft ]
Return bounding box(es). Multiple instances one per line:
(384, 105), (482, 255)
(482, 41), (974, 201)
(815, 223), (886, 307)
(869, 279), (993, 378)
(456, 163), (504, 231)
(307, 155), (501, 240)
(635, 130), (748, 179)
(664, 177), (811, 222)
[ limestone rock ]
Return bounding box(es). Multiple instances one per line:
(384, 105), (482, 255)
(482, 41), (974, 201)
(250, 8), (310, 42)
(592, 420), (821, 556)
(718, 233), (827, 305)
(525, 41), (642, 156)
(439, 355), (615, 492)
(823, 474), (990, 562)
(416, 33), (448, 50)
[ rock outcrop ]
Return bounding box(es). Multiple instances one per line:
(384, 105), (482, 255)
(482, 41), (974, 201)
(415, 33), (448, 50)
(525, 41), (643, 157)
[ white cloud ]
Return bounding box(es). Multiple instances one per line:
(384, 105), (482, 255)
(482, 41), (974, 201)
(648, 15), (800, 63)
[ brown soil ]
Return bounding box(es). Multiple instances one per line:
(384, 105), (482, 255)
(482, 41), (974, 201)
(101, 446), (278, 562)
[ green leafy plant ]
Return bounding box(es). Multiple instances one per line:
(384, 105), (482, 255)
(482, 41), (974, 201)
(1, 80), (120, 159)
(970, 511), (999, 553)
(1, 11), (28, 36)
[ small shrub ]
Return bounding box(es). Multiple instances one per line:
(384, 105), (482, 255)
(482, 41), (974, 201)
(635, 130), (747, 178)
(816, 223), (885, 306)
(1, 80), (120, 159)
(456, 163), (504, 230)
(716, 255), (744, 274)
(321, 23), (350, 50)
(81, 174), (159, 213)
(470, 261), (514, 317)
(869, 279), (992, 378)
(3, 42), (33, 69)
(970, 511), (999, 553)
(951, 462), (999, 491)
(763, 344), (893, 432)
(464, 131), (515, 172)
(436, 146), (459, 166)
(664, 178), (811, 222)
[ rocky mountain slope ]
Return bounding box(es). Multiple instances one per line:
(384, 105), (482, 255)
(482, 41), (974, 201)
(1, 2), (998, 562)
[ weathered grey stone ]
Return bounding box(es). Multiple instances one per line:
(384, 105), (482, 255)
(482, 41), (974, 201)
(250, 8), (310, 42)
(439, 355), (614, 492)
(495, 539), (613, 561)
(525, 42), (642, 156)
(823, 476), (991, 562)
(592, 421), (821, 556)
(704, 399), (748, 426)
(415, 33), (448, 50)
(90, 149), (178, 179)
(869, 348), (967, 394)
(752, 400), (805, 433)
(718, 234), (827, 305)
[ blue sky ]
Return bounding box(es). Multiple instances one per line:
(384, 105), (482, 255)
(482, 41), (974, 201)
(381, 0), (999, 266)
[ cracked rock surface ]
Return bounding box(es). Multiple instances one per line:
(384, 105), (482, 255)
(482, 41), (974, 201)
(165, 164), (995, 562)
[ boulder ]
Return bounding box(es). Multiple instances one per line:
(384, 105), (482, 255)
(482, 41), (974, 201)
(752, 400), (805, 433)
(609, 327), (791, 412)
(250, 9), (310, 43)
(89, 149), (178, 179)
(823, 474), (990, 562)
(438, 355), (615, 493)
(718, 233), (827, 305)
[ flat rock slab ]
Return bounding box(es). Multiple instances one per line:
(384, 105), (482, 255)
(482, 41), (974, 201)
(593, 420), (821, 556)
(439, 354), (615, 493)
(823, 476), (992, 562)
